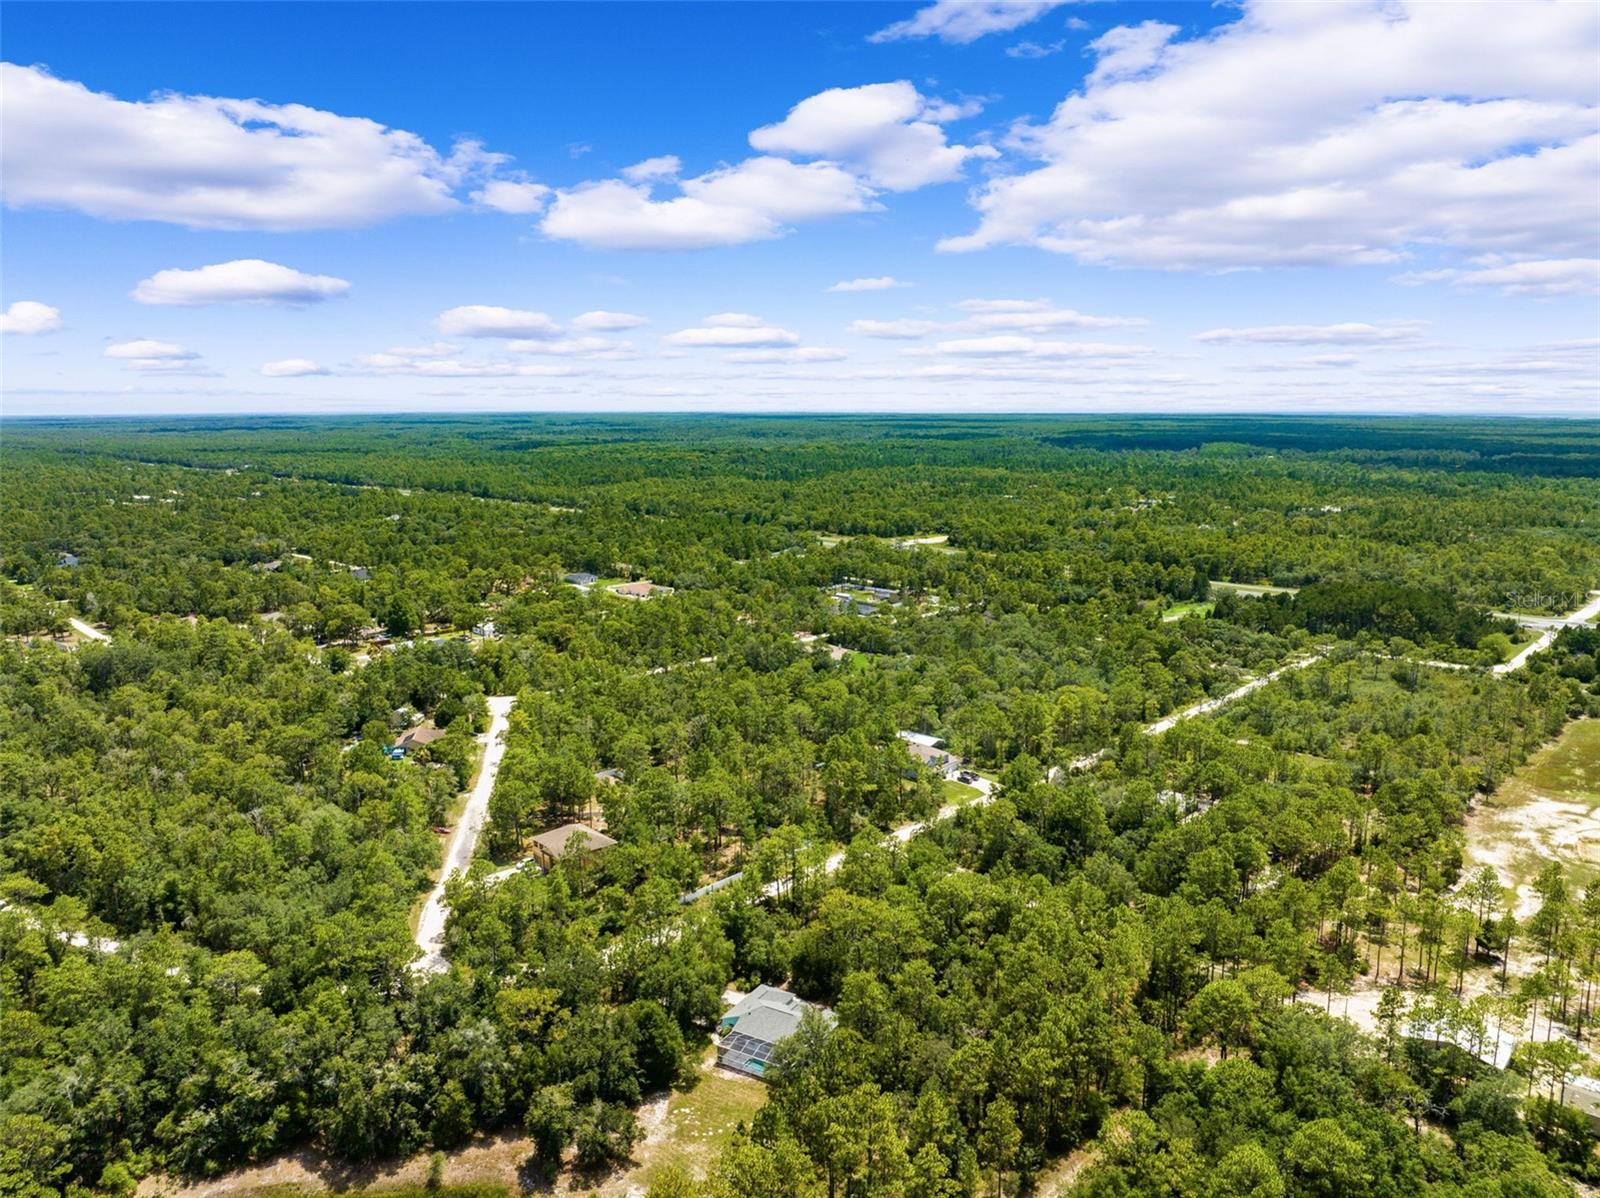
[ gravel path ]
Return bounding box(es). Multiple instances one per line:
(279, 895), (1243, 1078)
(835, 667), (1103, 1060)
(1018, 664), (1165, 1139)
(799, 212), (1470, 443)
(412, 695), (516, 972)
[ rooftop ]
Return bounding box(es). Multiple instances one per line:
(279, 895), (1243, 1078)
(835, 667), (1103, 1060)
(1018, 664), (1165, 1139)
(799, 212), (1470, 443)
(396, 725), (447, 750)
(531, 822), (618, 859)
(721, 984), (833, 1047)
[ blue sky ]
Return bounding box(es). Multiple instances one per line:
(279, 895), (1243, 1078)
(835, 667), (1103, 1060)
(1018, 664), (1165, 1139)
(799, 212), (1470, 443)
(3, 0), (1597, 416)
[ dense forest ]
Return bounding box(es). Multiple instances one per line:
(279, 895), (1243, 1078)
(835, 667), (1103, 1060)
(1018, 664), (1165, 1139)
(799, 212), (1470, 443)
(3, 415), (1600, 1198)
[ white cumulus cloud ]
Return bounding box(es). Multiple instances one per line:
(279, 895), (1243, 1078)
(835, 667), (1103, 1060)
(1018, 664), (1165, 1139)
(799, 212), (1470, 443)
(1195, 321), (1426, 345)
(725, 347), (847, 364)
(132, 259), (350, 306)
(542, 81), (991, 249)
(942, 1), (1600, 270)
(870, 1), (1070, 45)
(355, 348), (580, 378)
(1395, 257), (1600, 298)
(957, 298), (1146, 331)
(750, 82), (995, 191)
(508, 336), (636, 360)
(1, 64), (514, 231)
(850, 318), (943, 339)
(1006, 40), (1067, 60)
(104, 338), (209, 373)
(0, 300), (62, 334)
(436, 305), (562, 338)
(572, 310), (649, 331)
(829, 276), (909, 292)
(471, 179), (551, 215)
(925, 335), (1152, 359)
(621, 156), (682, 182)
(542, 156), (875, 250)
(663, 314), (800, 348)
(104, 339), (195, 360)
(261, 359), (330, 377)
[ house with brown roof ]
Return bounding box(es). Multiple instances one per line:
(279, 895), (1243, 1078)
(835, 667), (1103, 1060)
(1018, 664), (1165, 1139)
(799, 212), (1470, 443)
(529, 822), (618, 867)
(610, 579), (673, 599)
(391, 725), (447, 757)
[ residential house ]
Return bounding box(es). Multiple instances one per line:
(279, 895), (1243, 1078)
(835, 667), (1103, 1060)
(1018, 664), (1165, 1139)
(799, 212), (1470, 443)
(529, 822), (618, 868)
(611, 580), (673, 599)
(564, 572), (599, 586)
(717, 985), (834, 1079)
(391, 725), (447, 758)
(898, 731), (963, 775)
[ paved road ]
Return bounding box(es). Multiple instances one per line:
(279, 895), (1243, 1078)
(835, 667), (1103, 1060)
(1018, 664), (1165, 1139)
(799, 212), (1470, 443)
(1492, 592), (1600, 675)
(412, 695), (517, 972)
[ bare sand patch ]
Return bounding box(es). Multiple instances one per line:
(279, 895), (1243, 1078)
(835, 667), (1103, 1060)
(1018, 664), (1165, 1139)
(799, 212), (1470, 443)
(1464, 719), (1600, 919)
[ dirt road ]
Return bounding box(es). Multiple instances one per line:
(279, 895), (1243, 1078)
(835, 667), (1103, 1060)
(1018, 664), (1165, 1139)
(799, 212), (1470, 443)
(412, 695), (516, 972)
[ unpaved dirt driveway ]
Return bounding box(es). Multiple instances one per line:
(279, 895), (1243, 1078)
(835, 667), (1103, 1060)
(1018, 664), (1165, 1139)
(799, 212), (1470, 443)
(413, 694), (516, 972)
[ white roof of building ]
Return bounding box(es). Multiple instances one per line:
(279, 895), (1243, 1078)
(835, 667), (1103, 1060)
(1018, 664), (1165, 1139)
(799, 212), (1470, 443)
(898, 731), (942, 748)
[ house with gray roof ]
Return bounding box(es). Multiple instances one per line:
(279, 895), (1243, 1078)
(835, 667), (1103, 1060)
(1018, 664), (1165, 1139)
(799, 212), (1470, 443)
(717, 985), (833, 1079)
(898, 731), (963, 776)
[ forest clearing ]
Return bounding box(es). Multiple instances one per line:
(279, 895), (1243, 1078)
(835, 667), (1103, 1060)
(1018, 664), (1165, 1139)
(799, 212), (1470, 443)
(1467, 720), (1600, 920)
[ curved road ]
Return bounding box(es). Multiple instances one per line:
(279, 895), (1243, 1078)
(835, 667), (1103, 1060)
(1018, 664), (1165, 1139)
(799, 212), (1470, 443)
(412, 694), (517, 972)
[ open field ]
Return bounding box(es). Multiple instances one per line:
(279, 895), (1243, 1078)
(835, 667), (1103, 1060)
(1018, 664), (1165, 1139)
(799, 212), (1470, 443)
(612, 1059), (767, 1195)
(1209, 580), (1299, 596)
(1464, 719), (1600, 918)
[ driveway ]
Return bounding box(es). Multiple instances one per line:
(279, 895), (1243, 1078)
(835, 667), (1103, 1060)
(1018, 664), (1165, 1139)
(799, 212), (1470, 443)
(412, 694), (516, 972)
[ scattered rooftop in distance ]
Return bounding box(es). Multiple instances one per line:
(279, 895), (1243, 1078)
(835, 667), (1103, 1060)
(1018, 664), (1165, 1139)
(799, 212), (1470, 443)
(612, 579), (673, 599)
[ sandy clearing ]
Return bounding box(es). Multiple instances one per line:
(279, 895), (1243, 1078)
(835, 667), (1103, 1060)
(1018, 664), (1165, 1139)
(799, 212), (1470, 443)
(68, 616), (111, 643)
(1463, 719), (1600, 920)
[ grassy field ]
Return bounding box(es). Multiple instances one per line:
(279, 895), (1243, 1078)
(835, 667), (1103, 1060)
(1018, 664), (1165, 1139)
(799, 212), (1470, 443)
(617, 1061), (768, 1194)
(1209, 579), (1299, 596)
(1516, 719), (1600, 796)
(1161, 599), (1215, 622)
(1464, 719), (1600, 918)
(940, 779), (983, 804)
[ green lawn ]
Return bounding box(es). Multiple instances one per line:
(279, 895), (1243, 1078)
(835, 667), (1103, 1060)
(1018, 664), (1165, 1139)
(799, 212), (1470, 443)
(1209, 580), (1298, 596)
(1161, 600), (1214, 622)
(940, 779), (982, 804)
(1519, 719), (1600, 797)
(624, 1062), (768, 1192)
